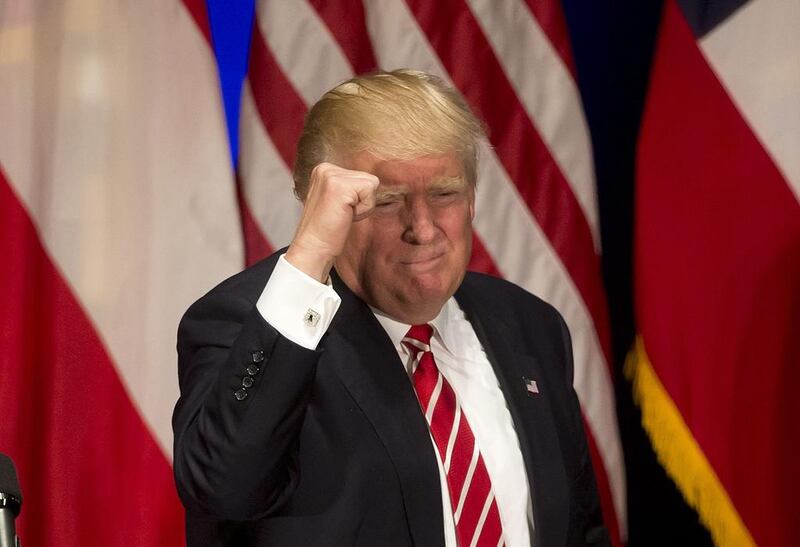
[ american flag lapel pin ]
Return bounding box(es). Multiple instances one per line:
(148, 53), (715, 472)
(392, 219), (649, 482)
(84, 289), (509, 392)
(523, 377), (539, 396)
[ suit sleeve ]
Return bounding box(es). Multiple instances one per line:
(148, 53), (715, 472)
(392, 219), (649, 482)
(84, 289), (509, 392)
(172, 286), (321, 520)
(557, 315), (612, 547)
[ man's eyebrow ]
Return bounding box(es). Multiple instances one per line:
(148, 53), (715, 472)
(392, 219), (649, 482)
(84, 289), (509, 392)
(374, 187), (407, 200)
(429, 176), (468, 191)
(375, 176), (467, 200)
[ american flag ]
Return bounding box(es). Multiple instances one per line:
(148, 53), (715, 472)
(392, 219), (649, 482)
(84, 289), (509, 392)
(0, 0), (625, 544)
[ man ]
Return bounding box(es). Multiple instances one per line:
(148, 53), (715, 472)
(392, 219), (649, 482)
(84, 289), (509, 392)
(173, 70), (608, 546)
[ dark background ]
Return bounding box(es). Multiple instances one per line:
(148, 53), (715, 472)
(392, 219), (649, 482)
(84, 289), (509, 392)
(204, 1), (713, 544)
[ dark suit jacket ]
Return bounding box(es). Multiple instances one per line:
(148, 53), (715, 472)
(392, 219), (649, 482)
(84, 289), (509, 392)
(173, 251), (609, 546)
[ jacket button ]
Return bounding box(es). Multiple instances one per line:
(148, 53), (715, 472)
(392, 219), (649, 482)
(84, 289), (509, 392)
(242, 376), (254, 388)
(252, 351), (265, 363)
(246, 364), (260, 376)
(234, 388), (248, 401)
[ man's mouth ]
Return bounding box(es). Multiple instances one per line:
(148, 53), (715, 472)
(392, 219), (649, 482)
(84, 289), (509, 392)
(401, 252), (445, 268)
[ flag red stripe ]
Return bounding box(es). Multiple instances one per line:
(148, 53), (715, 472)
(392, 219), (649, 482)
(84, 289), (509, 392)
(248, 25), (306, 169)
(0, 169), (185, 546)
(235, 171), (274, 265)
(636, 2), (800, 544)
(522, 0), (577, 76)
(307, 0), (379, 74)
(585, 417), (621, 547)
(468, 233), (503, 277)
(181, 0), (213, 44)
(406, 0), (612, 365)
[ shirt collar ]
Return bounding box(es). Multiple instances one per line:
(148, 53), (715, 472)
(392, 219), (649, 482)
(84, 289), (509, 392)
(371, 297), (459, 356)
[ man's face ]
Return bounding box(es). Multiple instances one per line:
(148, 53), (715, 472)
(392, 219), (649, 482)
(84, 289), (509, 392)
(334, 151), (474, 324)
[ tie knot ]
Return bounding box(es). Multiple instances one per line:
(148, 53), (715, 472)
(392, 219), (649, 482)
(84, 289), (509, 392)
(402, 324), (433, 354)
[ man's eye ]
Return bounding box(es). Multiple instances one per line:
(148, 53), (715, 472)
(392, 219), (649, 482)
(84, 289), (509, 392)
(376, 200), (400, 209)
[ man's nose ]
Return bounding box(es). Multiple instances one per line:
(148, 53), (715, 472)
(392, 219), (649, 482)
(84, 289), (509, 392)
(403, 199), (436, 244)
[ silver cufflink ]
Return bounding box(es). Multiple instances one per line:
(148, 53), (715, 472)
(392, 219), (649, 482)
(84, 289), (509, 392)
(304, 308), (321, 327)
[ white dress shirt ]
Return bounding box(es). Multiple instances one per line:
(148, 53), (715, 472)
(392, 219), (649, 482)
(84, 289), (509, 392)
(257, 255), (534, 546)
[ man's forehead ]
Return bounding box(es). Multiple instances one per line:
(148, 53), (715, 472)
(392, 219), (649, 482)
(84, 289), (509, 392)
(348, 150), (461, 173)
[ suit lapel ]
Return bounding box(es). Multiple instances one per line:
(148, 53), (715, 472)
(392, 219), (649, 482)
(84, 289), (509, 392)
(325, 273), (444, 546)
(456, 285), (569, 547)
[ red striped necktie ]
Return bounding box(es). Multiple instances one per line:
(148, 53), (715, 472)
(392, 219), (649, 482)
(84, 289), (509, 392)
(403, 324), (505, 547)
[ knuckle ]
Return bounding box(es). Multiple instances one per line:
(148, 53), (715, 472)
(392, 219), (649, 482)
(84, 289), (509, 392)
(312, 162), (333, 178)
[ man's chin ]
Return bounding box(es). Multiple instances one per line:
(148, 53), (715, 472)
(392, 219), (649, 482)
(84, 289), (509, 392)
(403, 278), (457, 310)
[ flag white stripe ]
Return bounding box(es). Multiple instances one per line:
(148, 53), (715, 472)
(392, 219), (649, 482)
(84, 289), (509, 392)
(239, 84), (302, 248)
(699, 0), (800, 202)
(257, 0), (354, 105)
(466, 0), (601, 250)
(363, 0), (449, 77)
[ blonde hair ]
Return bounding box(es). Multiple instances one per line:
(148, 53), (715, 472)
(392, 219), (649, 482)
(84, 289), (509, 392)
(293, 69), (486, 200)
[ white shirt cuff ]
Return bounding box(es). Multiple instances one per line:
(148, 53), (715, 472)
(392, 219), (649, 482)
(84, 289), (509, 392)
(256, 254), (341, 350)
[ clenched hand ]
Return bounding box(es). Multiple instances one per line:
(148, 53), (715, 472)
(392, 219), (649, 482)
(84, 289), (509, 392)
(285, 163), (380, 282)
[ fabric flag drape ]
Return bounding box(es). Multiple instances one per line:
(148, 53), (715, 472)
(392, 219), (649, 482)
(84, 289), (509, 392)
(628, 0), (800, 545)
(0, 1), (241, 544)
(236, 1), (626, 543)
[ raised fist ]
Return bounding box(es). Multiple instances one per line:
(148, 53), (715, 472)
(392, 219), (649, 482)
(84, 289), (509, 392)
(285, 162), (379, 282)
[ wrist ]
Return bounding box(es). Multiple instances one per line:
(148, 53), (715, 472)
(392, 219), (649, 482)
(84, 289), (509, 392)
(285, 244), (335, 283)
